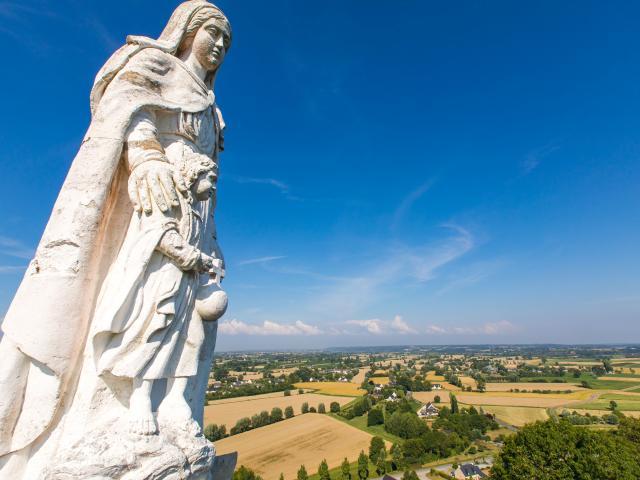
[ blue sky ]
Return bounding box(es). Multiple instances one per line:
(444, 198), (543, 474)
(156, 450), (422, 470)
(1, 1), (639, 350)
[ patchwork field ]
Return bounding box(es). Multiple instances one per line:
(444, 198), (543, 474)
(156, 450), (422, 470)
(425, 371), (445, 381)
(214, 414), (376, 480)
(229, 371), (263, 381)
(574, 392), (640, 411)
(413, 389), (593, 408)
(294, 382), (366, 396)
(208, 390), (306, 405)
(482, 405), (549, 427)
(486, 382), (582, 392)
(204, 392), (353, 428)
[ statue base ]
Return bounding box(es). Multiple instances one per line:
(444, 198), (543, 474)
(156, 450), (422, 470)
(43, 420), (215, 480)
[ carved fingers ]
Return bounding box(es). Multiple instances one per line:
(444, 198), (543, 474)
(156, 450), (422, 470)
(128, 161), (182, 214)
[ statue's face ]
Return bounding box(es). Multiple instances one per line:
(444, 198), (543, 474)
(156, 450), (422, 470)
(192, 18), (231, 72)
(193, 170), (217, 201)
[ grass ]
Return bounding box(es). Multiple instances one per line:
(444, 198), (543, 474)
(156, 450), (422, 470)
(329, 413), (403, 444)
(521, 373), (640, 390)
(294, 382), (366, 397)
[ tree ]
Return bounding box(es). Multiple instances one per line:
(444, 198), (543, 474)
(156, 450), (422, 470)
(310, 406), (317, 413)
(318, 403), (326, 414)
(401, 471), (419, 480)
(476, 378), (486, 393)
(301, 402), (309, 414)
(298, 388), (304, 394)
(369, 436), (385, 462)
(284, 390), (291, 397)
(375, 448), (387, 476)
(449, 393), (459, 414)
(270, 407), (284, 423)
(204, 423), (227, 441)
(330, 402), (341, 413)
(390, 443), (404, 471)
(231, 417), (252, 435)
(285, 406), (294, 418)
(297, 465), (308, 480)
(317, 459), (331, 480)
(357, 451), (369, 480)
(433, 395), (441, 403)
(492, 419), (640, 479)
(341, 458), (351, 480)
(233, 466), (263, 480)
(367, 408), (384, 426)
(279, 474), (284, 480)
(610, 400), (618, 411)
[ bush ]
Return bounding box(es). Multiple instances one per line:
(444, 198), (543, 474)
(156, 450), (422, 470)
(330, 401), (341, 413)
(301, 402), (309, 414)
(299, 388), (304, 395)
(284, 390), (291, 397)
(233, 465), (263, 480)
(384, 411), (428, 439)
(434, 395), (441, 403)
(310, 406), (317, 413)
(369, 436), (385, 462)
(270, 407), (284, 423)
(318, 403), (326, 414)
(204, 423), (227, 442)
(367, 408), (384, 426)
(285, 406), (294, 418)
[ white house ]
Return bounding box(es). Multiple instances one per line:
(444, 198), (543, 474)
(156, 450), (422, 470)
(417, 402), (440, 418)
(432, 383), (443, 390)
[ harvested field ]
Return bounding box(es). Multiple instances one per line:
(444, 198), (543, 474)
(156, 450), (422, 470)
(372, 376), (390, 385)
(486, 382), (582, 392)
(351, 367), (368, 385)
(412, 391), (451, 404)
(596, 376), (640, 383)
(482, 406), (549, 427)
(229, 371), (263, 381)
(214, 414), (376, 480)
(460, 376), (477, 389)
(425, 371), (445, 381)
(204, 392), (352, 429)
(415, 390), (581, 408)
(208, 390), (306, 405)
(294, 382), (365, 396)
(272, 368), (297, 377)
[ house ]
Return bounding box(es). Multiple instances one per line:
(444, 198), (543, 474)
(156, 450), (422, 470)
(432, 383), (443, 390)
(452, 463), (487, 480)
(417, 402), (440, 418)
(386, 392), (399, 402)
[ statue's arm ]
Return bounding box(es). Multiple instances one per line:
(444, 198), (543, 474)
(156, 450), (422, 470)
(125, 110), (187, 214)
(156, 228), (214, 273)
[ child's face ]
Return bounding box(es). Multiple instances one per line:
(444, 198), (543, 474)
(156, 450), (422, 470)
(193, 170), (216, 201)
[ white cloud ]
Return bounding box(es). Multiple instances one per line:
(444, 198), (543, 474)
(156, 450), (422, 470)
(238, 256), (286, 266)
(218, 319), (321, 336)
(346, 319), (383, 334)
(345, 315), (418, 335)
(390, 315), (417, 334)
(425, 320), (517, 335)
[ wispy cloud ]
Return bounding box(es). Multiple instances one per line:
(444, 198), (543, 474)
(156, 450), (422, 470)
(521, 143), (560, 175)
(425, 320), (517, 335)
(228, 175), (301, 201)
(436, 258), (507, 296)
(0, 265), (26, 274)
(344, 315), (418, 335)
(312, 224), (475, 315)
(238, 256), (286, 266)
(391, 180), (434, 231)
(0, 236), (35, 260)
(218, 319), (322, 336)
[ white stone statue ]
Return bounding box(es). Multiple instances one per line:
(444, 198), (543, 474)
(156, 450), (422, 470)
(0, 2), (231, 478)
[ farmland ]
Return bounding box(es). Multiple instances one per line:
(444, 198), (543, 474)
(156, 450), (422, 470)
(294, 381), (366, 396)
(214, 414), (377, 480)
(204, 392), (353, 429)
(481, 405), (549, 426)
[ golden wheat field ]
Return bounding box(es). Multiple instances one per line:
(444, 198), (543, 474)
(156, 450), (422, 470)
(486, 382), (582, 392)
(425, 371), (445, 381)
(481, 405), (549, 426)
(294, 382), (366, 396)
(229, 371), (264, 381)
(204, 392), (352, 429)
(214, 414), (376, 480)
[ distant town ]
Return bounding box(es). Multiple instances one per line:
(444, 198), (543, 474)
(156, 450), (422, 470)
(205, 345), (640, 479)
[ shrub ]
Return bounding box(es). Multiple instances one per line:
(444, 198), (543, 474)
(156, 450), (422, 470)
(369, 436), (385, 462)
(367, 408), (384, 426)
(318, 403), (326, 414)
(204, 423), (227, 442)
(284, 390), (291, 397)
(270, 407), (284, 423)
(285, 406), (294, 418)
(310, 406), (317, 413)
(330, 401), (341, 413)
(301, 402), (309, 414)
(233, 465), (263, 480)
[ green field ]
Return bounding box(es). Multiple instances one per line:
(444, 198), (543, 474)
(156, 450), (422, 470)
(522, 373), (640, 390)
(329, 413), (403, 444)
(575, 393), (640, 411)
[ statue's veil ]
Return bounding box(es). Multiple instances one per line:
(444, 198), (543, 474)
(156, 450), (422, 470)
(90, 0), (229, 114)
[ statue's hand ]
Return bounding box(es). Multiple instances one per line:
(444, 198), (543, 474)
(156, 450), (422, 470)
(198, 253), (215, 273)
(128, 160), (187, 214)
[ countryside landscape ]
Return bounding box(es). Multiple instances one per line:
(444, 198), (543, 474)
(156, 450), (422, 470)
(203, 346), (640, 479)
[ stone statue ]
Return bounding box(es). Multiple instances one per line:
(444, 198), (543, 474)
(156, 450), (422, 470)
(0, 2), (231, 478)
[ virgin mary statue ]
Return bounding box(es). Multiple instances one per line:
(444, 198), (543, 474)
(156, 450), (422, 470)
(0, 2), (231, 478)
